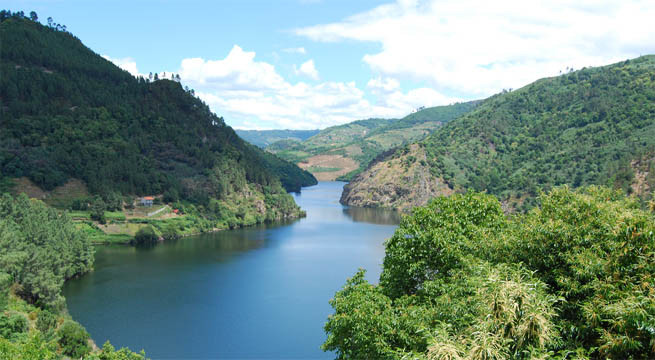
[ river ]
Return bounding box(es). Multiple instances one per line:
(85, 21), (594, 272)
(63, 182), (400, 359)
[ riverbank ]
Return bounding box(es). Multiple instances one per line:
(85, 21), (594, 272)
(70, 198), (307, 245)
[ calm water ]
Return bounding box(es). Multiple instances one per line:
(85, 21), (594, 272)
(63, 182), (399, 359)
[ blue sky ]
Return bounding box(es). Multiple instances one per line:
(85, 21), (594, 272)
(7, 0), (655, 129)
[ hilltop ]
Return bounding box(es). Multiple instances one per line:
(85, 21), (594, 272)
(342, 56), (655, 211)
(268, 102), (478, 181)
(236, 129), (320, 148)
(0, 13), (316, 235)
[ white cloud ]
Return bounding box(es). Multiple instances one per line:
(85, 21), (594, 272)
(175, 46), (447, 129)
(102, 55), (141, 77)
(294, 59), (320, 80)
(283, 47), (307, 54)
(368, 76), (459, 112)
(179, 45), (287, 91)
(295, 0), (655, 97)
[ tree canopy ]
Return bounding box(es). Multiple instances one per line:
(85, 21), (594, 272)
(324, 187), (655, 359)
(0, 13), (315, 202)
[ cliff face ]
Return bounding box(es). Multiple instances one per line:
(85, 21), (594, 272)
(340, 144), (453, 211)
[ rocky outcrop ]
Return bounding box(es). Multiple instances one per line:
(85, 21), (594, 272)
(340, 144), (453, 211)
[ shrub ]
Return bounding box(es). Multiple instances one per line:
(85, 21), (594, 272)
(57, 320), (91, 358)
(0, 313), (28, 340)
(36, 310), (57, 334)
(161, 228), (181, 241)
(133, 226), (158, 246)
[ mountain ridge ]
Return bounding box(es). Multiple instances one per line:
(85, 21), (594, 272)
(342, 55), (655, 211)
(0, 14), (316, 231)
(268, 102), (478, 181)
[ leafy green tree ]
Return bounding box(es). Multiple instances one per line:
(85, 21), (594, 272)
(57, 320), (91, 358)
(380, 191), (505, 299)
(324, 187), (655, 359)
(90, 196), (106, 224)
(133, 226), (158, 246)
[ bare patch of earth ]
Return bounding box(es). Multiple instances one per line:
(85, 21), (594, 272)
(298, 155), (359, 181)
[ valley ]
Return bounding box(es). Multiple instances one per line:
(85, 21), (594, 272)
(2, 5), (655, 360)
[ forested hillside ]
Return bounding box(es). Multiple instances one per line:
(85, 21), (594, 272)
(236, 129), (319, 148)
(269, 102), (477, 181)
(0, 193), (145, 359)
(0, 13), (316, 228)
(342, 56), (655, 210)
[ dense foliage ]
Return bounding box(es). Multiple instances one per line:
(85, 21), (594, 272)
(415, 56), (655, 209)
(324, 187), (655, 359)
(0, 190), (145, 359)
(0, 13), (315, 213)
(0, 193), (93, 309)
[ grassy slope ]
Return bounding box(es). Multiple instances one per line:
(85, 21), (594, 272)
(343, 55), (655, 210)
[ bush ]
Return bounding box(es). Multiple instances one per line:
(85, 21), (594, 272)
(133, 226), (158, 246)
(161, 228), (181, 241)
(36, 310), (57, 334)
(57, 320), (91, 358)
(0, 313), (28, 340)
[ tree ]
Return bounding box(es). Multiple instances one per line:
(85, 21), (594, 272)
(57, 320), (91, 358)
(90, 196), (106, 224)
(324, 187), (655, 359)
(134, 226), (158, 246)
(29, 11), (37, 21)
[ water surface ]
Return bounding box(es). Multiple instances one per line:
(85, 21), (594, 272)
(64, 181), (399, 359)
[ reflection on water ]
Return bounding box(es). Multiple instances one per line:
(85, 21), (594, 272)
(64, 181), (399, 359)
(343, 206), (402, 225)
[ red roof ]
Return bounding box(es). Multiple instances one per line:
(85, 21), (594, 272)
(143, 196), (154, 200)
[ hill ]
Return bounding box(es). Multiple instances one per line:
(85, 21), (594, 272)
(269, 103), (478, 181)
(0, 13), (316, 231)
(342, 56), (655, 211)
(236, 129), (320, 148)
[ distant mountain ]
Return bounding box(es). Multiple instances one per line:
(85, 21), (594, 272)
(0, 14), (316, 226)
(269, 103), (478, 181)
(342, 56), (655, 211)
(236, 129), (320, 148)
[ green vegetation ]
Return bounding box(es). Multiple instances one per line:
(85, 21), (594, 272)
(57, 320), (91, 358)
(417, 56), (655, 209)
(235, 129), (320, 148)
(268, 103), (478, 180)
(0, 191), (145, 359)
(324, 187), (655, 359)
(307, 166), (341, 173)
(0, 12), (315, 234)
(133, 226), (158, 246)
(0, 193), (92, 309)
